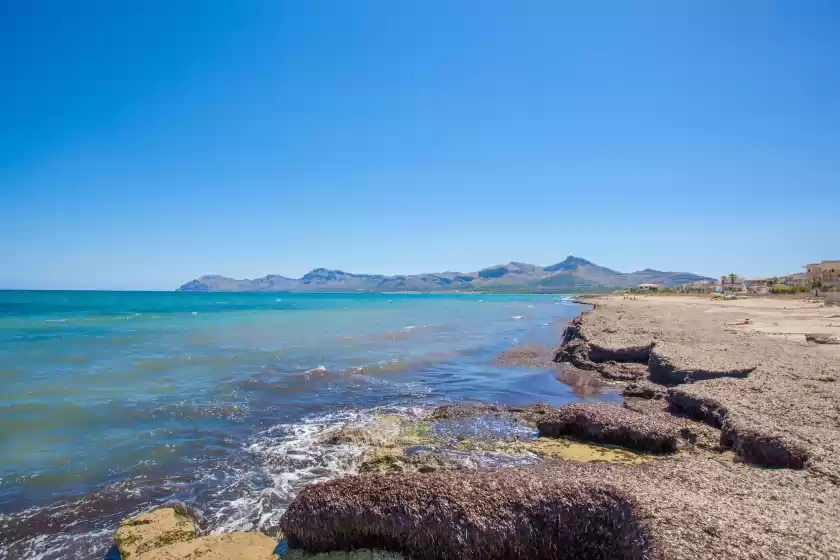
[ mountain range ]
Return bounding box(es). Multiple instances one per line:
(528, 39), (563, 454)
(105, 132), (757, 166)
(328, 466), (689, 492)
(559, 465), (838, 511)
(176, 256), (713, 293)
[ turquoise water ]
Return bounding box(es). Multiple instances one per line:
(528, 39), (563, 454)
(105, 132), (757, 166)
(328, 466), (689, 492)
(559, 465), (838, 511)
(0, 291), (603, 559)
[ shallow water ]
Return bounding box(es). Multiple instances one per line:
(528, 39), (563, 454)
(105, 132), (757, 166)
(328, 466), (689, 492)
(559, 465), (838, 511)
(0, 291), (610, 559)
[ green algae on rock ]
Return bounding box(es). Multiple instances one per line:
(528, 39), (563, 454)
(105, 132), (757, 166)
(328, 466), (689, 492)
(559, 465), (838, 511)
(359, 447), (462, 474)
(115, 508), (279, 560)
(322, 415), (438, 449)
(453, 435), (655, 465)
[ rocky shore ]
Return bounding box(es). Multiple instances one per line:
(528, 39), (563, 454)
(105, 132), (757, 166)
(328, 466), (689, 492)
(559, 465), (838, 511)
(108, 295), (840, 559)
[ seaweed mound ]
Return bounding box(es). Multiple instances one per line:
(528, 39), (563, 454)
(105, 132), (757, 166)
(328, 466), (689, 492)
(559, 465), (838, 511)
(666, 388), (729, 428)
(648, 343), (757, 385)
(279, 465), (657, 560)
(721, 416), (809, 469)
(536, 404), (679, 453)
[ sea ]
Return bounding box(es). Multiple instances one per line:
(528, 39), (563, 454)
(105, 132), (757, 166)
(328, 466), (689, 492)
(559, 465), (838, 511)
(0, 290), (610, 559)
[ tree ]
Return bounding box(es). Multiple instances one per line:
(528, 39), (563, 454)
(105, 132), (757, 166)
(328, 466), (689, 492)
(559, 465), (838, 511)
(728, 273), (737, 284)
(772, 276), (779, 285)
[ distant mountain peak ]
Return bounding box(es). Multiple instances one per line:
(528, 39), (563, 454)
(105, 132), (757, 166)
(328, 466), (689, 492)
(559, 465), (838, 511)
(177, 256), (713, 292)
(562, 255), (593, 266)
(544, 255), (594, 272)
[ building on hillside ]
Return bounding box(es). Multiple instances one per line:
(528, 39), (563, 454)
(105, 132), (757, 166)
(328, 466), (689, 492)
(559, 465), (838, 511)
(638, 283), (663, 291)
(805, 261), (840, 289)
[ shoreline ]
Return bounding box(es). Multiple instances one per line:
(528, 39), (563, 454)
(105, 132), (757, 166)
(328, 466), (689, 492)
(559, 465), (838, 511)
(106, 294), (840, 559)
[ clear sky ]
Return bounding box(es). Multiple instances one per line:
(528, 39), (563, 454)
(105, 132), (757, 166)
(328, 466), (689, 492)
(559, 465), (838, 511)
(2, 1), (839, 290)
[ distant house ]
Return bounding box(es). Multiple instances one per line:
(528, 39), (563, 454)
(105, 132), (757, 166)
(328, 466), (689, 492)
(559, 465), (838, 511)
(805, 260), (840, 289)
(743, 278), (774, 294)
(719, 276), (745, 292)
(638, 283), (663, 291)
(783, 273), (809, 288)
(678, 279), (715, 293)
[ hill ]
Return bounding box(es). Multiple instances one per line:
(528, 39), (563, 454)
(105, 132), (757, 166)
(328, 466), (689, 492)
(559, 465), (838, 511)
(177, 256), (713, 293)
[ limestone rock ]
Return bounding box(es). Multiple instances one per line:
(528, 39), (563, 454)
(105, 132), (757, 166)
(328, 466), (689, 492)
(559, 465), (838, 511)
(135, 532), (278, 559)
(115, 508), (198, 559)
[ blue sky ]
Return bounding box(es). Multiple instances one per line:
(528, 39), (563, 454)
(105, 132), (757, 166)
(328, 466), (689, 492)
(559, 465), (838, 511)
(2, 1), (838, 290)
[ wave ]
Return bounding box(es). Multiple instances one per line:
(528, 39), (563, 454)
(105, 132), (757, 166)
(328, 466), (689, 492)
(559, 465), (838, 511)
(209, 406), (428, 534)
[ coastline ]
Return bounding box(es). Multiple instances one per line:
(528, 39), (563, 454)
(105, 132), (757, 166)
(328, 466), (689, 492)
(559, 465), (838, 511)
(106, 294), (840, 558)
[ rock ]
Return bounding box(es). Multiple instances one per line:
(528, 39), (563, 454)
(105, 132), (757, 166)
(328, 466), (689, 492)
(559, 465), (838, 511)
(358, 448), (462, 474)
(134, 532), (278, 559)
(805, 333), (840, 344)
(537, 403), (679, 453)
(428, 402), (553, 425)
(322, 420), (401, 447)
(428, 403), (508, 420)
(116, 508), (198, 559)
(322, 416), (436, 449)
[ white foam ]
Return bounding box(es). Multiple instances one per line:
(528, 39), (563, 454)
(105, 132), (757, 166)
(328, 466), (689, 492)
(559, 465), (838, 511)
(511, 315), (524, 320)
(305, 365), (327, 374)
(212, 406), (429, 534)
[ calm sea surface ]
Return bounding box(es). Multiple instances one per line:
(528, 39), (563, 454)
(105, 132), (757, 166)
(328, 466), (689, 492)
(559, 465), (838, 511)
(0, 291), (606, 559)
